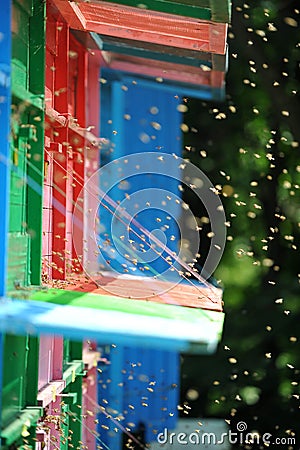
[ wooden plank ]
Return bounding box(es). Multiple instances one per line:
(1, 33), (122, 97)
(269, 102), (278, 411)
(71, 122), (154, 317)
(51, 20), (69, 280)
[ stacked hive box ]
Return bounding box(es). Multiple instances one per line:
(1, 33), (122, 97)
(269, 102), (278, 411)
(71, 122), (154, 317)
(0, 0), (230, 448)
(1, 0), (45, 447)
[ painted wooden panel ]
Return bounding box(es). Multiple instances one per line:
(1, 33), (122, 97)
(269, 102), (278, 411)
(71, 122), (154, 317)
(97, 45), (226, 101)
(51, 0), (228, 54)
(11, 0), (32, 91)
(90, 32), (228, 71)
(9, 115), (28, 234)
(52, 149), (68, 279)
(0, 288), (224, 354)
(1, 1), (45, 447)
(95, 0), (231, 23)
(65, 158), (74, 276)
(8, 114), (33, 290)
(81, 52), (101, 275)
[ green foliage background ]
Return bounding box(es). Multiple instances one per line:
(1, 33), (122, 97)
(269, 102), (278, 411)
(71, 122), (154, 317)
(181, 0), (300, 447)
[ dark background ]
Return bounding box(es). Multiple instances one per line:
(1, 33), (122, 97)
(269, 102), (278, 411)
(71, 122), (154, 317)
(180, 1), (300, 448)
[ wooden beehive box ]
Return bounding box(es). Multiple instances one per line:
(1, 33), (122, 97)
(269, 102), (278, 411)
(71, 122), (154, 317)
(49, 0), (229, 98)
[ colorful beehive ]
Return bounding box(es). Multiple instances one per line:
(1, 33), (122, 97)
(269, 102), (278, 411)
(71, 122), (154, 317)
(74, 31), (228, 100)
(77, 32), (227, 71)
(101, 54), (226, 98)
(0, 276), (223, 449)
(0, 284), (224, 353)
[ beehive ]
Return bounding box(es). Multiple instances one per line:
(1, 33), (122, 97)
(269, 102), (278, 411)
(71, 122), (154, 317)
(48, 0), (229, 99)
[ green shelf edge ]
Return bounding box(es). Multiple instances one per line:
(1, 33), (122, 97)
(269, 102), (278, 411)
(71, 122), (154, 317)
(101, 0), (231, 22)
